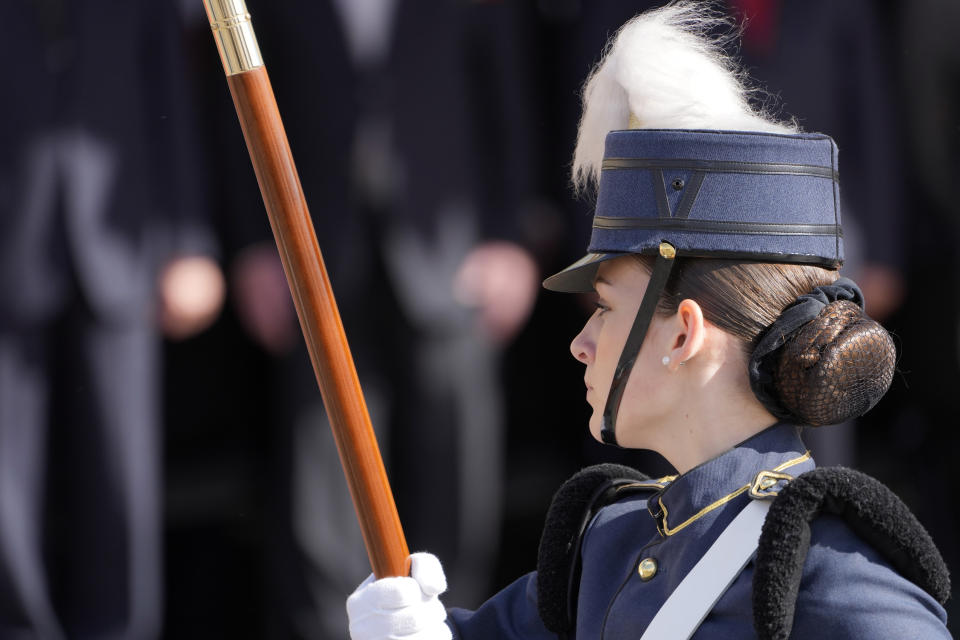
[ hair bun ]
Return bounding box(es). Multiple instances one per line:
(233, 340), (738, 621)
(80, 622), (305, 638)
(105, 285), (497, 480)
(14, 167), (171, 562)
(774, 300), (896, 426)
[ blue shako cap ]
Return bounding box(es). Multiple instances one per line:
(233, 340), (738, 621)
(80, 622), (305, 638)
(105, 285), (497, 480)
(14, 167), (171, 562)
(544, 129), (843, 293)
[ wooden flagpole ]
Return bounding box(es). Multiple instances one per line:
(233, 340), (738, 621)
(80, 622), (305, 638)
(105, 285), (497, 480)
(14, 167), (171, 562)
(201, 0), (409, 579)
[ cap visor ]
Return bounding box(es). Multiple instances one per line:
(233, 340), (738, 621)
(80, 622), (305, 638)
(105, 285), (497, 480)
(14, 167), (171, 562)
(543, 253), (622, 293)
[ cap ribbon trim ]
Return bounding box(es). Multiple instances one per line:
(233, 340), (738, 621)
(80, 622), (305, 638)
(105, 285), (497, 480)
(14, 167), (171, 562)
(593, 217), (843, 237)
(602, 158), (838, 181)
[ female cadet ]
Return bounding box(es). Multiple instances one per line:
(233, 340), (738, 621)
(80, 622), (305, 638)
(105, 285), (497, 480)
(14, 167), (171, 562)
(344, 4), (952, 639)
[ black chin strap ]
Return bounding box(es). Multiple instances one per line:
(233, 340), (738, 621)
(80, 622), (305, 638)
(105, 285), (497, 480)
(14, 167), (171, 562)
(600, 242), (677, 446)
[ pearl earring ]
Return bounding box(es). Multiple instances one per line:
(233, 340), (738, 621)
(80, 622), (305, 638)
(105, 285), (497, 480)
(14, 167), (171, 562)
(661, 356), (671, 366)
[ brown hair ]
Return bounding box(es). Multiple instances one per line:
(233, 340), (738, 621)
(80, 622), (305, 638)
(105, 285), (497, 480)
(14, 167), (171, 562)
(635, 256), (896, 425)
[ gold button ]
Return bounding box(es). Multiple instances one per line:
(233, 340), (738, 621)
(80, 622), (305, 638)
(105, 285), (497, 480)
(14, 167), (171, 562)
(638, 557), (658, 581)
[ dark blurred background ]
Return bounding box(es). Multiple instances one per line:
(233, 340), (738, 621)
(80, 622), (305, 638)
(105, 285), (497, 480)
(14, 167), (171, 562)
(1, 1), (957, 638)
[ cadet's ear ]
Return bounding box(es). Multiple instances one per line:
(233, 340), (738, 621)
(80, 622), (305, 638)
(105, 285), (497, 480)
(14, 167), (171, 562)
(667, 299), (705, 370)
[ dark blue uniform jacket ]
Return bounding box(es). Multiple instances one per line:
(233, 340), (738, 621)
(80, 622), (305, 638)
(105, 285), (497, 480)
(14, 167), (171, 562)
(447, 424), (949, 639)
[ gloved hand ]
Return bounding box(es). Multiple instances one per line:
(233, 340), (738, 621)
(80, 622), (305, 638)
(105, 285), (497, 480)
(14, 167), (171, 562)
(347, 552), (453, 640)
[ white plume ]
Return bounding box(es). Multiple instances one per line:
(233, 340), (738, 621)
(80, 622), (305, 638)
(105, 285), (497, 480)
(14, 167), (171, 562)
(572, 1), (798, 194)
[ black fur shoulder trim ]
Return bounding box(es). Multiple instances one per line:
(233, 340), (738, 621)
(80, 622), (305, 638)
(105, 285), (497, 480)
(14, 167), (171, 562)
(753, 467), (951, 640)
(536, 464), (652, 637)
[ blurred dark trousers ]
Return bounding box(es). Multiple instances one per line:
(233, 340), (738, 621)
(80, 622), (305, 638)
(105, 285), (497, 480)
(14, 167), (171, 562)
(0, 299), (160, 639)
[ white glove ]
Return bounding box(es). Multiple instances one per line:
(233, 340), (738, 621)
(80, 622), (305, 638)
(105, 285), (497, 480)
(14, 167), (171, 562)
(347, 552), (453, 640)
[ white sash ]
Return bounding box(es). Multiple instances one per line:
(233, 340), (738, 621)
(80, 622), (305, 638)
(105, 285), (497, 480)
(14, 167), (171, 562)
(639, 498), (771, 640)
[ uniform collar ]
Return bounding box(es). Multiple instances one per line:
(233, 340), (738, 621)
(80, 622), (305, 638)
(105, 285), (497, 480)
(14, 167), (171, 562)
(649, 423), (814, 537)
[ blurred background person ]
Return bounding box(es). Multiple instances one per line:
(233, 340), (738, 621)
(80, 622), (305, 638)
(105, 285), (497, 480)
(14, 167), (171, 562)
(174, 0), (540, 637)
(0, 1), (222, 637)
(880, 0), (960, 622)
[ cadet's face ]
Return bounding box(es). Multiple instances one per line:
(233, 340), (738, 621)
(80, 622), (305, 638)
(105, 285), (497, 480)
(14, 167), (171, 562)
(569, 257), (670, 446)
